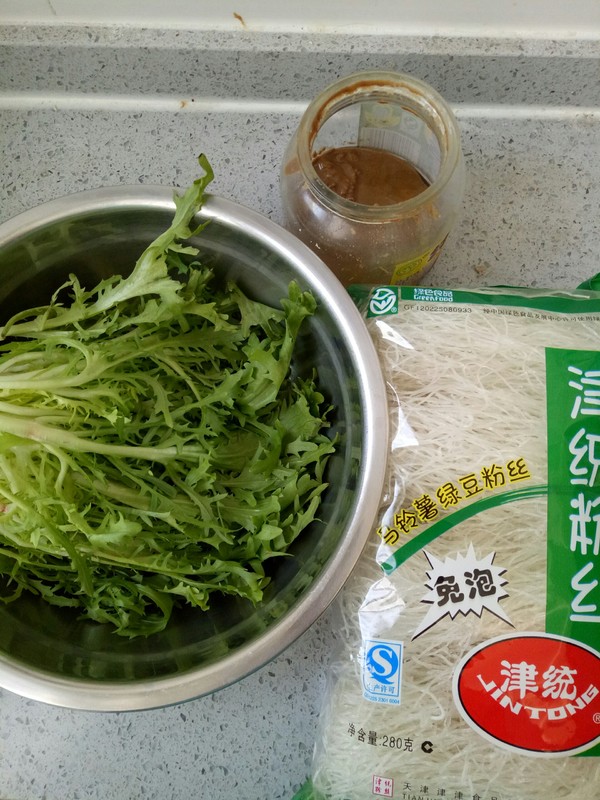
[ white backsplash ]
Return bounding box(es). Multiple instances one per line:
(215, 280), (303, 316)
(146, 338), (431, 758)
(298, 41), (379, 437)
(2, 0), (600, 38)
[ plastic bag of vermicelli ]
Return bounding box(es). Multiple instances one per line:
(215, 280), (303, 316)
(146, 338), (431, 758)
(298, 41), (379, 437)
(293, 284), (600, 800)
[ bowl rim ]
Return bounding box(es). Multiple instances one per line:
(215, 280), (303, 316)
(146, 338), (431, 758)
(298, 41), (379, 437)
(0, 186), (389, 710)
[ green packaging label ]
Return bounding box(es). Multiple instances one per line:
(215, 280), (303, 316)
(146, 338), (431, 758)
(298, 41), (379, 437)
(545, 347), (600, 646)
(546, 347), (600, 757)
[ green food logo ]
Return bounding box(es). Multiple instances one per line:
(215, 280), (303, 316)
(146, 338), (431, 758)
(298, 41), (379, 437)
(368, 287), (398, 317)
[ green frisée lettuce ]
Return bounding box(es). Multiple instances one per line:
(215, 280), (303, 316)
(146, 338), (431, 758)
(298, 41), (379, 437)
(0, 155), (336, 637)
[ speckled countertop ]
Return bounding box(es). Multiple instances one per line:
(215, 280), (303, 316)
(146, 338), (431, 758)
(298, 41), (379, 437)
(0, 24), (599, 800)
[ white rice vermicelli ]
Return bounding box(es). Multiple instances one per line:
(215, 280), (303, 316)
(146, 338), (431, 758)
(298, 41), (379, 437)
(311, 292), (600, 800)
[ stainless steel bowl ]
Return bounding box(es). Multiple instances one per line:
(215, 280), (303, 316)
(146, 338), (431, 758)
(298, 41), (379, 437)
(0, 187), (388, 710)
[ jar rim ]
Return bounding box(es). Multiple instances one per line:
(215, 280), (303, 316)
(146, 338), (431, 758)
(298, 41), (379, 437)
(296, 70), (463, 221)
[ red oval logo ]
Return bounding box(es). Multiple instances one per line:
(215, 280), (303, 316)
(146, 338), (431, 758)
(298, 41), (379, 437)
(453, 633), (600, 756)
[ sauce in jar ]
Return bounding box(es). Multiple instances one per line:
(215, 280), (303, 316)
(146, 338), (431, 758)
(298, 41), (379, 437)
(312, 146), (429, 206)
(280, 71), (465, 286)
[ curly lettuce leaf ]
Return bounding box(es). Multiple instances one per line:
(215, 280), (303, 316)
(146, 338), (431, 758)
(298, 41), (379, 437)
(0, 156), (336, 637)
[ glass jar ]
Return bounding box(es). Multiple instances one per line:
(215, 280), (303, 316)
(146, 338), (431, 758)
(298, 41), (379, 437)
(280, 71), (465, 286)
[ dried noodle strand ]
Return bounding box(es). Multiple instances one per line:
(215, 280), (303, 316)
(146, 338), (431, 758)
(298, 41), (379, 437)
(312, 300), (600, 800)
